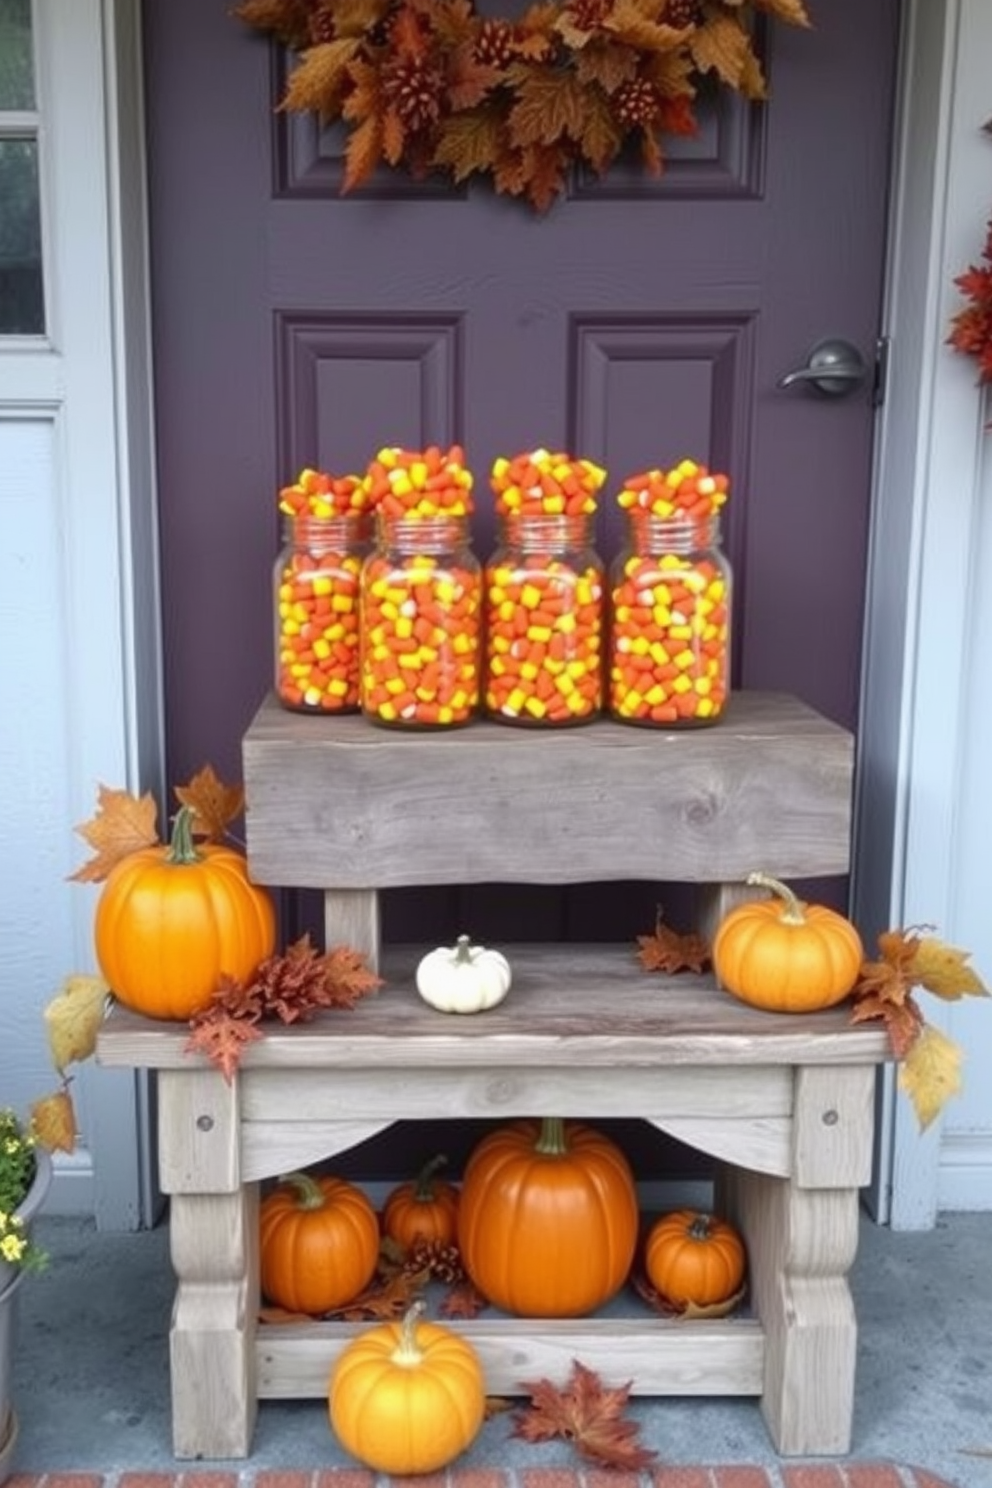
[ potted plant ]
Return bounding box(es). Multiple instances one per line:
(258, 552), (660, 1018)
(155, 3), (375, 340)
(0, 1107), (52, 1485)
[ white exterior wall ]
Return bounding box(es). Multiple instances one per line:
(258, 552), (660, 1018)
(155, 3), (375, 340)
(0, 0), (162, 1227)
(0, 0), (988, 1228)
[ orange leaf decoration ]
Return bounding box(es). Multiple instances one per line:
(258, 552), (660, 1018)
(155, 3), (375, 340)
(69, 785), (160, 882)
(636, 911), (710, 974)
(174, 766), (245, 843)
(513, 1359), (657, 1471)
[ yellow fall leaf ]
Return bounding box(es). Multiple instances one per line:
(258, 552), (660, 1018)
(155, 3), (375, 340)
(910, 937), (989, 1001)
(898, 1025), (964, 1130)
(31, 1088), (78, 1155)
(44, 974), (111, 1074)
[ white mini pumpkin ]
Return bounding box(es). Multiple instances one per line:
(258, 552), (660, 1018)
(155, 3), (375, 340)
(415, 935), (512, 1014)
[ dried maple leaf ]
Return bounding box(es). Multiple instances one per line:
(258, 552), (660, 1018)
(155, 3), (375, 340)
(343, 111), (385, 191)
(849, 990), (925, 1060)
(332, 1266), (430, 1321)
(898, 1024), (964, 1131)
(31, 1086), (79, 1154)
(323, 943), (384, 1007)
(174, 765), (244, 843)
(69, 785), (160, 882)
(281, 38), (363, 117)
(513, 1359), (657, 1471)
(909, 937), (990, 1002)
(233, 0), (311, 47)
(43, 974), (111, 1073)
(636, 911), (710, 974)
(440, 1280), (488, 1318)
(508, 69), (588, 148)
(689, 11), (753, 88)
(185, 1008), (265, 1083)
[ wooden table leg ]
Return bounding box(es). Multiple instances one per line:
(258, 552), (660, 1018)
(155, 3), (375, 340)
(169, 1186), (259, 1458)
(719, 1061), (875, 1456)
(158, 1068), (258, 1458)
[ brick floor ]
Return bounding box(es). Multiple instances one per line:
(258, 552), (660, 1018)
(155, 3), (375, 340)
(0, 1466), (962, 1488)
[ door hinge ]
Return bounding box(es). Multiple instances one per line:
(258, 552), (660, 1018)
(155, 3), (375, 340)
(872, 335), (890, 408)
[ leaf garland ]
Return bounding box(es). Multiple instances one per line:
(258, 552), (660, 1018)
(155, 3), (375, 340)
(234, 0), (812, 210)
(947, 117), (992, 405)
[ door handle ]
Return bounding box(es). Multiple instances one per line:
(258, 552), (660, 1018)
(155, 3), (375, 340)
(778, 338), (869, 397)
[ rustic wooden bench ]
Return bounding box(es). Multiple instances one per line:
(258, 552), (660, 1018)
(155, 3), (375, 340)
(97, 690), (889, 1461)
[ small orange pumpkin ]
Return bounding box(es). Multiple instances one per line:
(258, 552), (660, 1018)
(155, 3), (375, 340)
(94, 805), (276, 1020)
(711, 871), (864, 1013)
(645, 1209), (746, 1307)
(329, 1300), (485, 1474)
(382, 1154), (460, 1251)
(457, 1116), (639, 1317)
(259, 1171), (379, 1314)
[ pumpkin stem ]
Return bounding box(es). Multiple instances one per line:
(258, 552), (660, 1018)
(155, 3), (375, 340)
(166, 805), (204, 866)
(533, 1116), (568, 1156)
(454, 934), (474, 963)
(413, 1153), (448, 1202)
(746, 871), (806, 926)
(687, 1213), (716, 1241)
(391, 1299), (427, 1366)
(277, 1171), (327, 1211)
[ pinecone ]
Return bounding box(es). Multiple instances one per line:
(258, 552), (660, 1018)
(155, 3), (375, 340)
(614, 79), (661, 129)
(474, 17), (514, 68)
(404, 1241), (465, 1285)
(566, 0), (614, 30)
(381, 56), (444, 132)
(307, 2), (335, 45)
(665, 0), (703, 27)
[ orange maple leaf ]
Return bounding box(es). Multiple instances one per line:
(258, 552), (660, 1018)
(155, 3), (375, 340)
(174, 765), (244, 843)
(440, 1281), (488, 1319)
(636, 912), (710, 975)
(513, 1359), (658, 1471)
(69, 785), (160, 883)
(323, 944), (384, 1007)
(184, 1009), (264, 1083)
(849, 990), (925, 1060)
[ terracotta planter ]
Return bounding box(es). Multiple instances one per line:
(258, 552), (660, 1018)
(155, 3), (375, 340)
(0, 1146), (52, 1485)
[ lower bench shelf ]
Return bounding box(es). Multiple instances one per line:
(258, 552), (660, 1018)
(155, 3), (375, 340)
(98, 951), (889, 1462)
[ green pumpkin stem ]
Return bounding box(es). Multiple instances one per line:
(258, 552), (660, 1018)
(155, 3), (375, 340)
(392, 1299), (427, 1366)
(279, 1171), (327, 1211)
(413, 1153), (448, 1202)
(167, 805), (204, 866)
(534, 1116), (568, 1156)
(746, 871), (806, 926)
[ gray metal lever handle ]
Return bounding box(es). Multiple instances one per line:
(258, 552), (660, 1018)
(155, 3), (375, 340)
(778, 338), (869, 397)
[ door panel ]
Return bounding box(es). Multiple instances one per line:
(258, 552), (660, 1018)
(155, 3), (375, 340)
(143, 0), (899, 945)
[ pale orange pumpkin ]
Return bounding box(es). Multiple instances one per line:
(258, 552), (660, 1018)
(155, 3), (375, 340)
(94, 805), (276, 1020)
(381, 1154), (460, 1251)
(457, 1116), (639, 1317)
(711, 871), (864, 1013)
(259, 1171), (379, 1314)
(329, 1300), (485, 1474)
(645, 1209), (746, 1307)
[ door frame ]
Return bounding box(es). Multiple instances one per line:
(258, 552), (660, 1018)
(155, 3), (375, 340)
(90, 0), (985, 1227)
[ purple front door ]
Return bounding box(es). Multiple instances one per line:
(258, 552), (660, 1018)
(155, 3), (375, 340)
(142, 0), (898, 944)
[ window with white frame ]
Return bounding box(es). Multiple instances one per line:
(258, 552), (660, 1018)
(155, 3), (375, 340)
(0, 0), (43, 334)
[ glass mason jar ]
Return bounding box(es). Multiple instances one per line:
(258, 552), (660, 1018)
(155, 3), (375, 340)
(273, 511), (371, 713)
(360, 513), (482, 729)
(608, 512), (731, 726)
(484, 513), (605, 726)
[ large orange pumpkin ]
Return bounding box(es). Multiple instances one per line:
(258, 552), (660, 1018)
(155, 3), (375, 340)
(381, 1154), (460, 1251)
(259, 1171), (379, 1314)
(329, 1300), (485, 1474)
(711, 871), (864, 1013)
(94, 805), (276, 1020)
(457, 1116), (638, 1317)
(645, 1209), (746, 1307)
